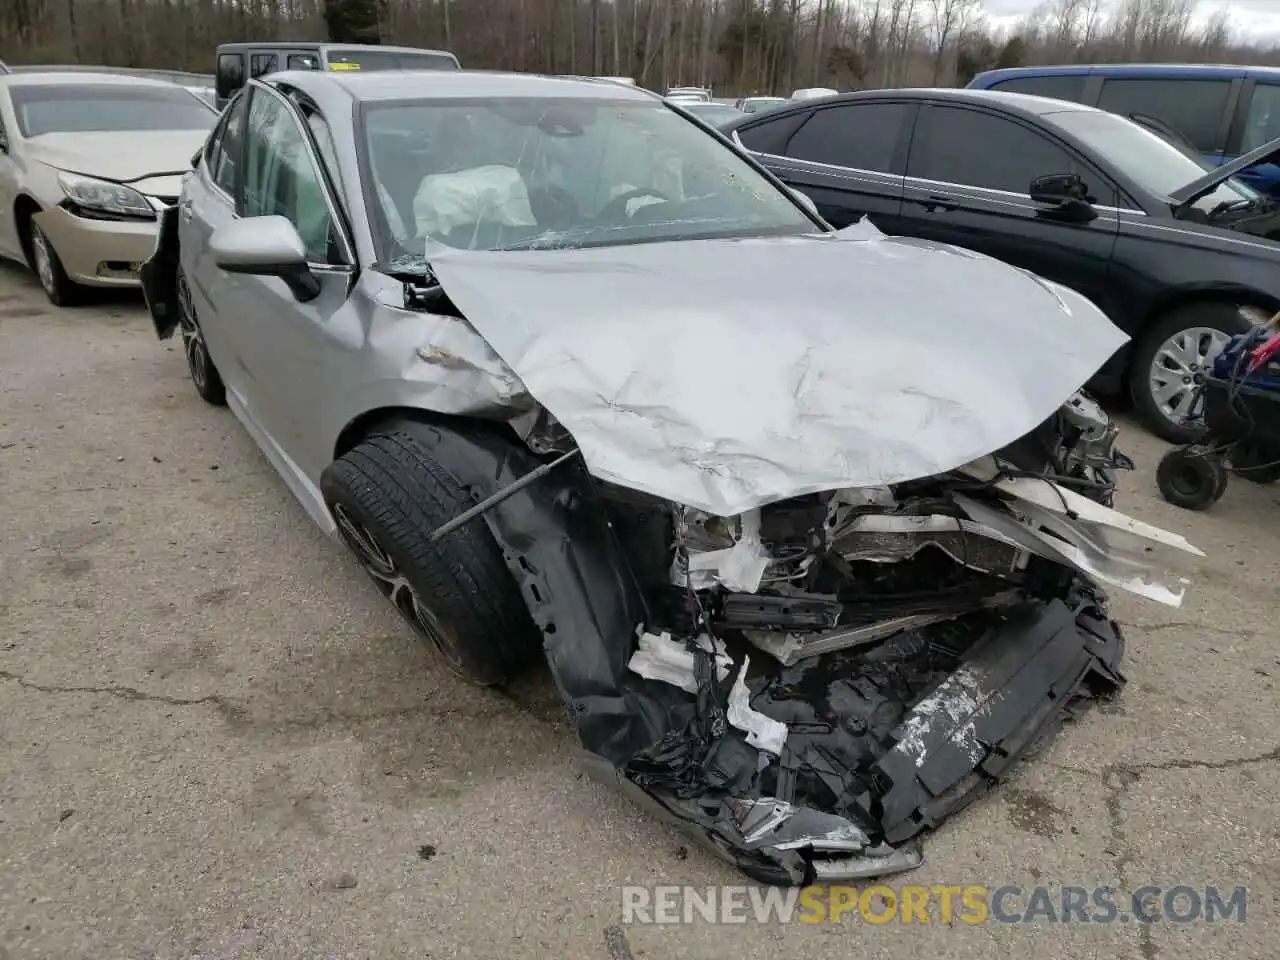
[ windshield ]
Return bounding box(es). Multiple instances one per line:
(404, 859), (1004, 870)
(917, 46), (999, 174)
(680, 103), (744, 127)
(10, 83), (216, 136)
(1046, 109), (1257, 213)
(327, 49), (458, 72)
(359, 97), (816, 265)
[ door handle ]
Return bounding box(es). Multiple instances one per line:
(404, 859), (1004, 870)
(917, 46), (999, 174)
(178, 198), (194, 221)
(919, 194), (959, 213)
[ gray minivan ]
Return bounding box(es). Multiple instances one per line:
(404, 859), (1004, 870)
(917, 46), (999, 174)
(214, 42), (460, 109)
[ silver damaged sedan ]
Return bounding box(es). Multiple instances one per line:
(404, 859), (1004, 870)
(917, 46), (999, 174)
(142, 70), (1203, 885)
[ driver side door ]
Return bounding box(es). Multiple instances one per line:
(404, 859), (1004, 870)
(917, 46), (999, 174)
(898, 103), (1122, 318)
(226, 84), (355, 472)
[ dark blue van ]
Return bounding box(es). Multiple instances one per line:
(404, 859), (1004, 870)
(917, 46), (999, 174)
(968, 64), (1280, 196)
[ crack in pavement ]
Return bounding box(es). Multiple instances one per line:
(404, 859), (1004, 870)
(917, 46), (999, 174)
(0, 669), (563, 734)
(0, 669), (236, 711)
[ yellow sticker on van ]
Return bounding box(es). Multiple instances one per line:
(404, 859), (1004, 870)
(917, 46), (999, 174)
(329, 62), (361, 71)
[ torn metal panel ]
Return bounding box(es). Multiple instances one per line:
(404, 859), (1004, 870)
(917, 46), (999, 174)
(428, 232), (1129, 516)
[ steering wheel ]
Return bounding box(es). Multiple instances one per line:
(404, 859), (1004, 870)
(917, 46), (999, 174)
(597, 187), (670, 223)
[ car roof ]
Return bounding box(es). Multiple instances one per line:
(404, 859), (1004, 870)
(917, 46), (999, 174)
(736, 87), (1105, 119)
(0, 70), (185, 89)
(971, 63), (1280, 85)
(270, 69), (657, 103)
(217, 41), (455, 56)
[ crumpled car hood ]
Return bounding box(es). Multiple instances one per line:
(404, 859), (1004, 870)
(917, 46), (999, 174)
(429, 223), (1129, 516)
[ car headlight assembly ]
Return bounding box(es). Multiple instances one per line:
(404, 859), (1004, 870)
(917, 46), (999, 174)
(57, 171), (156, 221)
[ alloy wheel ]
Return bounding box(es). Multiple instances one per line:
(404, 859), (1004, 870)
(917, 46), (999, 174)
(30, 227), (55, 296)
(330, 503), (464, 668)
(177, 274), (209, 391)
(1147, 326), (1229, 428)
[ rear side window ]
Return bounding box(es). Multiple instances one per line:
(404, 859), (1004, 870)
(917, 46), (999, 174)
(287, 53), (320, 70)
(908, 105), (1080, 193)
(209, 92), (249, 196)
(1097, 77), (1231, 153)
(785, 102), (908, 172)
(992, 75), (1087, 102)
(250, 53), (279, 78)
(216, 52), (244, 100)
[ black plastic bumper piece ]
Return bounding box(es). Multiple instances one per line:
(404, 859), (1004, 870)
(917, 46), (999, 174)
(871, 597), (1125, 844)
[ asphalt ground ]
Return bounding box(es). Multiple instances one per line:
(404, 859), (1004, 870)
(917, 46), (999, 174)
(1, 260), (1277, 959)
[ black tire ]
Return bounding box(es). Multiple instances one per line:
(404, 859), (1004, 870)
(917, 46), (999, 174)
(319, 431), (541, 686)
(1129, 303), (1253, 443)
(176, 271), (227, 407)
(28, 221), (84, 307)
(1156, 444), (1228, 511)
(1231, 440), (1280, 484)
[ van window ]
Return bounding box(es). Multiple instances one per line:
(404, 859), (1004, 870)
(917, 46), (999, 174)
(287, 53), (320, 70)
(326, 49), (458, 71)
(1097, 77), (1231, 153)
(216, 52), (245, 100)
(1242, 83), (1280, 153)
(250, 53), (279, 78)
(991, 75), (1087, 103)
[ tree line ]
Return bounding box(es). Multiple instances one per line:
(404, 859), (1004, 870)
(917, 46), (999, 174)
(4, 0), (1280, 96)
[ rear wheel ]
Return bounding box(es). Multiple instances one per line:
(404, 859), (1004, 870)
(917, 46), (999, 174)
(1129, 303), (1252, 443)
(319, 430), (541, 686)
(178, 271), (226, 407)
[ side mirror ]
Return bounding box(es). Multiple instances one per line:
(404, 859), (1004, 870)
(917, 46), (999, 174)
(210, 215), (321, 302)
(1030, 173), (1098, 224)
(789, 187), (820, 218)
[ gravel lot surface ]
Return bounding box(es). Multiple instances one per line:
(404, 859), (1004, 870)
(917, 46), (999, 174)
(1, 261), (1277, 959)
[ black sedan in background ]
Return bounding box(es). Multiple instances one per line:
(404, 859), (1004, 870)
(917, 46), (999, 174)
(723, 89), (1280, 442)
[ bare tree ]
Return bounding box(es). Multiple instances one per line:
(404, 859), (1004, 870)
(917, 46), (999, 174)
(927, 0), (979, 83)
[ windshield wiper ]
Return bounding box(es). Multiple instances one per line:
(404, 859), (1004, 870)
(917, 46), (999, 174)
(1207, 194), (1274, 221)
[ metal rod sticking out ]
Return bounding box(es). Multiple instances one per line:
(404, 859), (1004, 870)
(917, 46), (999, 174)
(427, 448), (582, 543)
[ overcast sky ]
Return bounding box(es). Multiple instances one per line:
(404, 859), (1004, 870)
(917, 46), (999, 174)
(982, 0), (1280, 41)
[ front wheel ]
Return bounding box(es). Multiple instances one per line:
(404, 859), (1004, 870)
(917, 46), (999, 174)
(1129, 303), (1253, 443)
(319, 431), (542, 686)
(29, 222), (84, 307)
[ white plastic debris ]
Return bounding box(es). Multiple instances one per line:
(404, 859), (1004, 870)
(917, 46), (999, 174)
(727, 655), (789, 756)
(627, 628), (731, 694)
(680, 508), (771, 593)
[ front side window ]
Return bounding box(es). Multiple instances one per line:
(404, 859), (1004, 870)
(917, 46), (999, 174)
(250, 53), (279, 78)
(243, 90), (333, 262)
(359, 97), (816, 264)
(908, 105), (1080, 194)
(216, 53), (245, 100)
(1097, 78), (1232, 154)
(1047, 109), (1255, 214)
(992, 75), (1088, 102)
(210, 91), (248, 195)
(1241, 83), (1280, 154)
(786, 102), (908, 173)
(10, 83), (216, 137)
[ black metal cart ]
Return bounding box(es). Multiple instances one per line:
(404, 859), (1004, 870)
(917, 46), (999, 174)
(1157, 373), (1280, 509)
